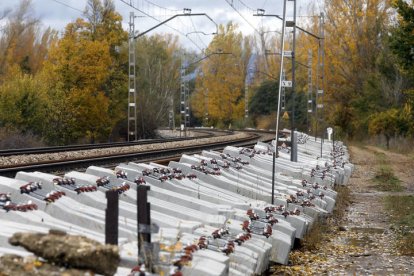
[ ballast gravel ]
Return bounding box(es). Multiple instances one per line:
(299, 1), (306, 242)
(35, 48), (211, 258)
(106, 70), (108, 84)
(0, 132), (250, 167)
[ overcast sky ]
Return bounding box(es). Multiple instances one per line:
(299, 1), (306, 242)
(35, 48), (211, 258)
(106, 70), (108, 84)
(0, 0), (319, 51)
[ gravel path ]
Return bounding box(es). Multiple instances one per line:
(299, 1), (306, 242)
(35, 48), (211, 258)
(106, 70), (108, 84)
(271, 145), (414, 275)
(318, 145), (414, 275)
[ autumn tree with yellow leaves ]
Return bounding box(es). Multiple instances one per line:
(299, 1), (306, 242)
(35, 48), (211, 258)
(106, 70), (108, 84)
(191, 22), (252, 127)
(318, 0), (394, 137)
(41, 0), (127, 144)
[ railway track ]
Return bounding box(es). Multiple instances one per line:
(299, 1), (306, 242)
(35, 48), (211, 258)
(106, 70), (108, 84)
(0, 128), (222, 157)
(0, 130), (271, 176)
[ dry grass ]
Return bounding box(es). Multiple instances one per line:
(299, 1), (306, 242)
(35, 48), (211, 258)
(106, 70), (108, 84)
(301, 220), (329, 251)
(0, 128), (45, 149)
(385, 195), (414, 256)
(302, 186), (351, 251)
(371, 151), (403, 192)
(255, 114), (276, 130)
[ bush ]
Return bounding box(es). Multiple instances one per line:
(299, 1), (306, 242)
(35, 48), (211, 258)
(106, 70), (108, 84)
(0, 128), (45, 149)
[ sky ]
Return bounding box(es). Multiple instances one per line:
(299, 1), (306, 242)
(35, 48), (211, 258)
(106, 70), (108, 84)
(0, 0), (319, 52)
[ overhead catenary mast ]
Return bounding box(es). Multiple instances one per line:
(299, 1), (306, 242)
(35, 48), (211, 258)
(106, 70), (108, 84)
(307, 49), (313, 134)
(128, 12), (137, 142)
(315, 12), (325, 157)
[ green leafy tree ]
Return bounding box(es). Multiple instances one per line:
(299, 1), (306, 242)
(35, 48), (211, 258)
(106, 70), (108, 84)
(368, 108), (407, 149)
(249, 80), (279, 116)
(134, 34), (181, 138)
(389, 0), (414, 78)
(249, 80), (308, 131)
(389, 0), (414, 136)
(0, 65), (49, 136)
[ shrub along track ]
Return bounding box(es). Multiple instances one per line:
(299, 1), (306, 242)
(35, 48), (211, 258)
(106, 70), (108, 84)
(271, 144), (414, 275)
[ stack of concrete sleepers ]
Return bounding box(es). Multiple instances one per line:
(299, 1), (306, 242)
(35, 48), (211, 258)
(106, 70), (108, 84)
(0, 132), (353, 275)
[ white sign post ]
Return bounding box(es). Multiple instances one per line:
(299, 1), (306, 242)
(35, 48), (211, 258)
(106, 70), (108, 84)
(281, 80), (292, 87)
(327, 127), (333, 141)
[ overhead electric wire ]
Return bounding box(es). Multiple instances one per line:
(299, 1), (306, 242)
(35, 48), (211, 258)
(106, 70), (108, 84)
(237, 0), (255, 12)
(142, 0), (181, 13)
(189, 16), (208, 49)
(50, 0), (83, 13)
(224, 0), (261, 35)
(119, 0), (204, 51)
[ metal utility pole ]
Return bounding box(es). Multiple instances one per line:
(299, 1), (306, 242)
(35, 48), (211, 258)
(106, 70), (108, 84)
(254, 5), (323, 204)
(128, 12), (137, 141)
(290, 0), (298, 162)
(256, 1), (297, 162)
(180, 59), (190, 136)
(123, 5), (218, 140)
(315, 12), (325, 157)
(271, 0), (287, 205)
(204, 88), (209, 125)
(245, 78), (249, 119)
(169, 96), (175, 130)
(307, 49), (313, 134)
(275, 0), (288, 159)
(281, 70), (286, 111)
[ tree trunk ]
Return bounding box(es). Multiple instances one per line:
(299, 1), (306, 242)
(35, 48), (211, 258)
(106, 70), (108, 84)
(385, 135), (390, 150)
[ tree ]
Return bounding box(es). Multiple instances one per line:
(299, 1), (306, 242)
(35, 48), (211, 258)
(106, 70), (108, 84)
(42, 18), (113, 143)
(192, 22), (252, 127)
(368, 108), (407, 149)
(249, 80), (279, 116)
(0, 65), (49, 136)
(307, 0), (394, 138)
(0, 0), (57, 78)
(249, 80), (307, 130)
(40, 0), (128, 143)
(389, 0), (414, 78)
(134, 34), (181, 137)
(389, 0), (414, 136)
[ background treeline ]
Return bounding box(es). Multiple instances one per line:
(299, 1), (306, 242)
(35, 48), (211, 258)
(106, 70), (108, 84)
(0, 0), (413, 148)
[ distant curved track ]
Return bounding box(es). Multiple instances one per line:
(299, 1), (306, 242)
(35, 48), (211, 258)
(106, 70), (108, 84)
(0, 129), (272, 176)
(0, 129), (222, 157)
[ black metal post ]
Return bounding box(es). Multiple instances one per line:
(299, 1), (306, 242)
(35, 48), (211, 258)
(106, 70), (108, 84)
(105, 190), (119, 245)
(271, 152), (275, 205)
(320, 128), (323, 158)
(137, 185), (151, 267)
(290, 0), (297, 163)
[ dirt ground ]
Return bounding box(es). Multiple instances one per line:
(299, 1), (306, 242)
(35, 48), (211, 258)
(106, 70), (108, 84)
(272, 145), (414, 275)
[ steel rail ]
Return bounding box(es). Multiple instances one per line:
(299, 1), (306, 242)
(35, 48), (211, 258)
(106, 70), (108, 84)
(0, 129), (225, 157)
(0, 132), (270, 176)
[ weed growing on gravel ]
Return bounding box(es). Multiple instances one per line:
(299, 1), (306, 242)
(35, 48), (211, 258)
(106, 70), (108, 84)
(374, 166), (403, 191)
(332, 186), (351, 220)
(385, 195), (414, 256)
(302, 186), (351, 250)
(372, 152), (403, 192)
(269, 186), (352, 275)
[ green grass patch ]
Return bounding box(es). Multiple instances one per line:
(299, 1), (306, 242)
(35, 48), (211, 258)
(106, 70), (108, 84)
(385, 195), (414, 256)
(373, 166), (403, 192)
(349, 141), (368, 151)
(372, 152), (404, 192)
